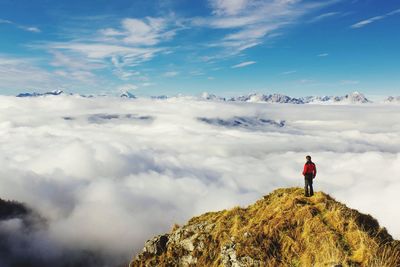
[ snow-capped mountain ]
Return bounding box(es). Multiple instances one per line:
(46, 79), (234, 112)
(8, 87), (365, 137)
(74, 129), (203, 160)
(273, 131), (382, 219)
(16, 90), (64, 97)
(200, 92), (226, 101)
(225, 92), (370, 104)
(228, 93), (304, 104)
(120, 91), (136, 98)
(267, 93), (303, 104)
(340, 91), (371, 103)
(151, 95), (169, 100)
(301, 92), (371, 104)
(384, 96), (400, 103)
(166, 91), (371, 104)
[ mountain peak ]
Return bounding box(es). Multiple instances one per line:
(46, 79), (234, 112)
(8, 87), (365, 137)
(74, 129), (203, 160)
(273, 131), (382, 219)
(120, 90), (136, 98)
(345, 91), (370, 103)
(130, 187), (399, 267)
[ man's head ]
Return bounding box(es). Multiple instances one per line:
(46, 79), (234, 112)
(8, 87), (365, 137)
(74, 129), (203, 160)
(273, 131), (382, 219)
(306, 155), (311, 161)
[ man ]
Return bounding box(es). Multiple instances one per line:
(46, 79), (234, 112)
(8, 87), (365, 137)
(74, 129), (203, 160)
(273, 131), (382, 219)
(302, 155), (317, 197)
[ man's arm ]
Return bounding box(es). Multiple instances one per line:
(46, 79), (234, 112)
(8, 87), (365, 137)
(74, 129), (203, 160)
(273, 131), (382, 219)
(313, 164), (317, 178)
(302, 164), (307, 176)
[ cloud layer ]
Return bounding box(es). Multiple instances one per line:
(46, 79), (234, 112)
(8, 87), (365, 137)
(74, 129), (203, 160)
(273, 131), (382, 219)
(0, 96), (399, 265)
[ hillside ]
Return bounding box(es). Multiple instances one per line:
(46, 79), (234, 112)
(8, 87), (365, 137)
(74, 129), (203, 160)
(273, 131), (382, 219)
(130, 188), (400, 267)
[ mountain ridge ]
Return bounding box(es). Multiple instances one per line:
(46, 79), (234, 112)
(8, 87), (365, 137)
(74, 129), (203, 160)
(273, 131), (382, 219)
(130, 187), (400, 267)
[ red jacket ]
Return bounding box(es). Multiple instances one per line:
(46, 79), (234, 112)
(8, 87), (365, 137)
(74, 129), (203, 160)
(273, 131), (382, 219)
(303, 161), (316, 177)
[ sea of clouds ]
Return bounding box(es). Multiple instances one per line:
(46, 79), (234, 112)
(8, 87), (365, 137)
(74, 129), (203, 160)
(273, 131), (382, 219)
(0, 95), (399, 266)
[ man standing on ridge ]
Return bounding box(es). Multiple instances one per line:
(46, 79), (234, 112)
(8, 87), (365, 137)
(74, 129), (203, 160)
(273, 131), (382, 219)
(303, 155), (317, 197)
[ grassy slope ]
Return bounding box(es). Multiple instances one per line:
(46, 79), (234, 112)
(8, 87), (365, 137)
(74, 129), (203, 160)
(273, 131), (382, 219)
(131, 188), (400, 267)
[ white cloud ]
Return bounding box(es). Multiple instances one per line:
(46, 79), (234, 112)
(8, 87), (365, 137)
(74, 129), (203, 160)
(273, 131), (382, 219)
(298, 78), (314, 83)
(0, 96), (399, 265)
(351, 15), (385, 29)
(116, 17), (175, 46)
(340, 80), (359, 85)
(36, 16), (179, 84)
(0, 19), (12, 24)
(0, 18), (41, 32)
(190, 70), (205, 76)
(99, 28), (124, 37)
(117, 84), (138, 91)
(41, 42), (163, 85)
(49, 43), (161, 60)
(387, 8), (400, 16)
(20, 26), (41, 33)
(318, 53), (329, 57)
(282, 70), (297, 75)
(209, 0), (249, 16)
(351, 8), (400, 29)
(231, 61), (256, 68)
(0, 55), (56, 91)
(97, 16), (179, 47)
(223, 23), (281, 41)
(195, 0), (337, 54)
(50, 50), (104, 70)
(141, 82), (155, 87)
(0, 55), (107, 93)
(163, 71), (179, 77)
(308, 12), (339, 23)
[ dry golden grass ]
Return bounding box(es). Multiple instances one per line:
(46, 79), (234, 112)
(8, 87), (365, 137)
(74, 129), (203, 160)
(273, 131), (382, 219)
(131, 187), (399, 267)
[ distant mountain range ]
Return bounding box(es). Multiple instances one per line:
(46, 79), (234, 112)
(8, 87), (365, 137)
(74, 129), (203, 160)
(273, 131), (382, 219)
(202, 91), (372, 104)
(16, 89), (64, 97)
(13, 90), (400, 104)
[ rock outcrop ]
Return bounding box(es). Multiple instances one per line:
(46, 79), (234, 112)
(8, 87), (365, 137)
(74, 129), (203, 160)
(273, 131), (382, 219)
(130, 188), (400, 267)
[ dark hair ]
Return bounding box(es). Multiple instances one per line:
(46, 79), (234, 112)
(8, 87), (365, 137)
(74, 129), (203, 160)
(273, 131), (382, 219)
(306, 155), (311, 160)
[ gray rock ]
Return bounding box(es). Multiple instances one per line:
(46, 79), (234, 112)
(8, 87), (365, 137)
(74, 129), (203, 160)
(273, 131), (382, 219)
(142, 234), (169, 256)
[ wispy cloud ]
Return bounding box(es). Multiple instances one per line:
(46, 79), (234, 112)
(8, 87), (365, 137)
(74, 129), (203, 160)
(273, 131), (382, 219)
(0, 18), (41, 32)
(99, 17), (177, 46)
(47, 42), (161, 63)
(50, 50), (104, 71)
(318, 53), (329, 57)
(209, 0), (249, 16)
(0, 54), (105, 92)
(0, 19), (12, 24)
(340, 80), (359, 85)
(308, 12), (340, 23)
(351, 15), (385, 29)
(298, 79), (314, 84)
(20, 26), (41, 33)
(281, 70), (297, 75)
(351, 8), (400, 29)
(0, 55), (53, 90)
(117, 83), (138, 91)
(33, 15), (182, 87)
(231, 61), (256, 68)
(190, 70), (205, 76)
(191, 0), (338, 55)
(163, 71), (179, 77)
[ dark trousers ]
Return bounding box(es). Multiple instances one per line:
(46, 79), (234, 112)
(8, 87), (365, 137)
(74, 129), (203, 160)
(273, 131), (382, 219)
(304, 174), (314, 196)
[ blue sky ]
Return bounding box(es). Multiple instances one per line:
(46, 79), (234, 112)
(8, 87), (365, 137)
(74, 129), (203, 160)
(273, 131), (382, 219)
(0, 0), (399, 97)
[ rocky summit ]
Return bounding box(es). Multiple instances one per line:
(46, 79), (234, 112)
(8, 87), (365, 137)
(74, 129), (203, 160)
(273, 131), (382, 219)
(130, 188), (400, 267)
